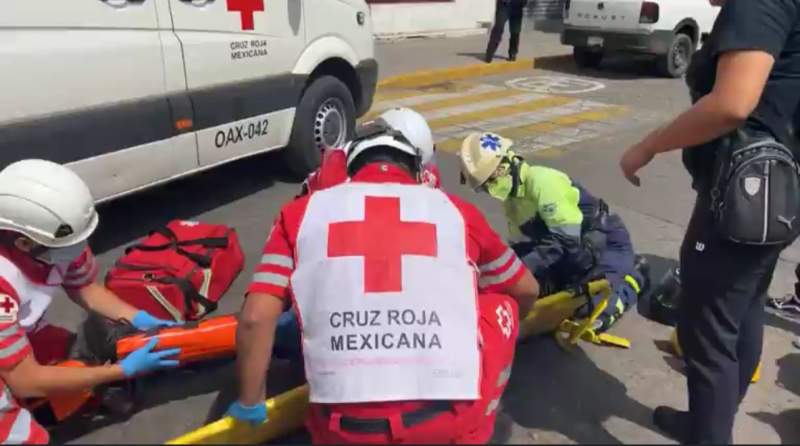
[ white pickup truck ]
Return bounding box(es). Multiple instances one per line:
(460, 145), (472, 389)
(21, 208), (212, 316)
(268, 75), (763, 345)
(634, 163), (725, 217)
(560, 0), (720, 77)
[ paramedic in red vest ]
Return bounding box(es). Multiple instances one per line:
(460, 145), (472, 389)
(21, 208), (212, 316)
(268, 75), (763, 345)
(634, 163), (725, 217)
(301, 107), (441, 195)
(0, 159), (181, 444)
(228, 122), (540, 443)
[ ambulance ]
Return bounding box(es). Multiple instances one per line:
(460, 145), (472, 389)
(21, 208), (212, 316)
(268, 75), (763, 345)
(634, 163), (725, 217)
(0, 0), (377, 202)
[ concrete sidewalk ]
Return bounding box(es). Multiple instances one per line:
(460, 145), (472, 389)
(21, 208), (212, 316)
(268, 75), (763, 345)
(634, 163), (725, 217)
(375, 29), (570, 79)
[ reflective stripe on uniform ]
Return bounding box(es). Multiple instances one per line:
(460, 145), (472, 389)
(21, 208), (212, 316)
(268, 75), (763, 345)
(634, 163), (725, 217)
(251, 272), (289, 288)
(260, 254), (294, 269)
(0, 326), (18, 340)
(479, 248), (514, 273)
(0, 337), (28, 359)
(479, 257), (523, 288)
(496, 365), (512, 388)
(5, 407), (31, 443)
(485, 397), (500, 415)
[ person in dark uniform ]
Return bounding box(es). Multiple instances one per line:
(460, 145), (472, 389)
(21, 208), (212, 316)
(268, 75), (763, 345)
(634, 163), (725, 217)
(619, 0), (800, 442)
(485, 0), (527, 63)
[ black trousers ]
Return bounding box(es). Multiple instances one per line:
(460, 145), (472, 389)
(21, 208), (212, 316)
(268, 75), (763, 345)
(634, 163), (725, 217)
(486, 0), (525, 59)
(678, 189), (786, 443)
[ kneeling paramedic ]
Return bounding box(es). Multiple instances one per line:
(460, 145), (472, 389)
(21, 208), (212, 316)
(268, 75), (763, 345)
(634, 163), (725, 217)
(0, 160), (181, 443)
(228, 121), (540, 443)
(460, 132), (648, 332)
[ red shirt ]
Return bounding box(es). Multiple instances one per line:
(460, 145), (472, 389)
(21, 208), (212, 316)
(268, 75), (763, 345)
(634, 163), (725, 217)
(248, 163), (525, 300)
(0, 246), (97, 445)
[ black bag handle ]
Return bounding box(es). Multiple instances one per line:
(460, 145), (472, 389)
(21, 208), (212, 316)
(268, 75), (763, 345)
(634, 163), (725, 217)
(154, 275), (218, 316)
(126, 226), (230, 268)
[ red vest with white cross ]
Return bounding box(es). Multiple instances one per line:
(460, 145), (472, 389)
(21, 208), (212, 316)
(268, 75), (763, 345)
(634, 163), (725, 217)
(291, 182), (481, 404)
(0, 256), (56, 330)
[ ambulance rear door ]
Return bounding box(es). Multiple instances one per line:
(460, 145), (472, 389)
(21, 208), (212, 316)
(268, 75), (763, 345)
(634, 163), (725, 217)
(167, 0), (307, 167)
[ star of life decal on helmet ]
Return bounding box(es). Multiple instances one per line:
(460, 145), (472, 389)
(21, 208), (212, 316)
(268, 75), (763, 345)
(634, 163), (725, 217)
(480, 134), (502, 152)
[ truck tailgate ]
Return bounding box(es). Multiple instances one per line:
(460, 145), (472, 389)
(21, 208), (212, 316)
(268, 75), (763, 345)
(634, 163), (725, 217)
(565, 0), (643, 31)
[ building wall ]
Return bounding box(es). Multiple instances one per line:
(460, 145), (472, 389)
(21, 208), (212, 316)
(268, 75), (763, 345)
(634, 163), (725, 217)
(368, 0), (495, 38)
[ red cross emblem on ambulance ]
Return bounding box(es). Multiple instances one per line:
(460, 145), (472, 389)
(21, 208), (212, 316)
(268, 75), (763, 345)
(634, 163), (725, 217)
(328, 196), (438, 293)
(227, 0), (264, 31)
(0, 294), (19, 323)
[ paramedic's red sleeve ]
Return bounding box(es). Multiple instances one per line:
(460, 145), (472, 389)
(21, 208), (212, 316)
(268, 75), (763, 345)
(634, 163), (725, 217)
(247, 213), (294, 299)
(452, 198), (525, 293)
(0, 279), (31, 370)
(62, 247), (99, 290)
(317, 148), (349, 191)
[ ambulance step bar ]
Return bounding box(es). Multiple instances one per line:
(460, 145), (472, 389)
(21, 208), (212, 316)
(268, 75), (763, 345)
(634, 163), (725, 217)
(167, 279), (624, 444)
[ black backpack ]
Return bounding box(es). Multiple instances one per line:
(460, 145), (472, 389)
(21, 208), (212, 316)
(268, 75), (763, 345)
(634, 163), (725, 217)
(711, 129), (800, 245)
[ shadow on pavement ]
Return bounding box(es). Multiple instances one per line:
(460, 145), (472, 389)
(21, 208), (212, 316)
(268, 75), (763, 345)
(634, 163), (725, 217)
(776, 353), (800, 397)
(90, 151), (297, 255)
(749, 410), (800, 444)
(748, 352), (800, 443)
(500, 336), (657, 444)
(532, 54), (662, 81)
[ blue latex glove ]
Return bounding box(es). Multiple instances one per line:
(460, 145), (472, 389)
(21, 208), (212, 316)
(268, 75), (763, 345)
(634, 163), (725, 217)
(131, 310), (178, 331)
(119, 337), (181, 377)
(226, 401), (268, 426)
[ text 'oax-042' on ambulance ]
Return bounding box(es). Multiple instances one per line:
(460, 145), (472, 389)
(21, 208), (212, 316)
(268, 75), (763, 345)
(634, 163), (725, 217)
(0, 0), (378, 201)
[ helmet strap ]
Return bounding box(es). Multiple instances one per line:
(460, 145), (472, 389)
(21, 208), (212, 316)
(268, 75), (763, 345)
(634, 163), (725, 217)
(508, 156), (522, 198)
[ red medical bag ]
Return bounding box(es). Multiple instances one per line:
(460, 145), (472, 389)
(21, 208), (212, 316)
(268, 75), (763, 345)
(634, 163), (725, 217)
(105, 220), (244, 322)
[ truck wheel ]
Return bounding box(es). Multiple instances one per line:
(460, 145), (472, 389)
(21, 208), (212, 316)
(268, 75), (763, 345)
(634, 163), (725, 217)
(656, 33), (694, 78)
(284, 75), (356, 178)
(573, 46), (604, 69)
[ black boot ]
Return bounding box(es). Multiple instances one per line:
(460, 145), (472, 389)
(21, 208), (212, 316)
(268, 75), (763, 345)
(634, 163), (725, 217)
(653, 406), (690, 443)
(633, 255), (651, 296)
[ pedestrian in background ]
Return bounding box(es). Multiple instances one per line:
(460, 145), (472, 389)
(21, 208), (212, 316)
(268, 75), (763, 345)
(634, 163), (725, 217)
(485, 0), (527, 63)
(619, 0), (800, 442)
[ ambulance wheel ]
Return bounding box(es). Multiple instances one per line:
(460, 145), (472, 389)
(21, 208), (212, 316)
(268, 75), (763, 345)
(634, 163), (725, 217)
(573, 46), (603, 69)
(656, 32), (694, 78)
(285, 75), (356, 178)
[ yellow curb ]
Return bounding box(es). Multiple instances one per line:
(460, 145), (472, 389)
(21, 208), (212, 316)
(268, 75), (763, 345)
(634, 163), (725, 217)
(377, 58), (535, 89)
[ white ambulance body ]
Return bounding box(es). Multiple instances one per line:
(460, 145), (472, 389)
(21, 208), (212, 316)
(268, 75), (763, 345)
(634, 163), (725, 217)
(561, 0), (720, 77)
(0, 0), (377, 202)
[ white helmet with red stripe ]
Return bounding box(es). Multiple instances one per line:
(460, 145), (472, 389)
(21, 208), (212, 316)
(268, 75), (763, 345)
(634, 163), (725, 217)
(0, 159), (98, 248)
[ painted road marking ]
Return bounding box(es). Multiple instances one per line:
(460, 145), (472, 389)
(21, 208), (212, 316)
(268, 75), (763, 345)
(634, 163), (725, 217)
(373, 81), (479, 103)
(365, 73), (646, 159)
(506, 75), (606, 94)
(434, 105), (628, 154)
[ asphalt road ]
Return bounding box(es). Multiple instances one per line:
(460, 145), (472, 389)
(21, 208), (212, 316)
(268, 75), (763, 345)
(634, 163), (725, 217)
(47, 31), (800, 444)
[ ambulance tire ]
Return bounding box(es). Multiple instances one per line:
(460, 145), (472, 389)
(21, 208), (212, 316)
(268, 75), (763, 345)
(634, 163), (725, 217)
(284, 75), (356, 178)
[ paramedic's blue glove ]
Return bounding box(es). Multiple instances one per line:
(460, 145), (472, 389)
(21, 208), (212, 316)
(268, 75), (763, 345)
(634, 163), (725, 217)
(226, 401), (268, 426)
(273, 311), (302, 360)
(131, 310), (178, 331)
(119, 337), (181, 377)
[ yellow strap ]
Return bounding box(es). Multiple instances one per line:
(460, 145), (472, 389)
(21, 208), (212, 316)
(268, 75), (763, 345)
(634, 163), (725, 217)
(624, 274), (641, 295)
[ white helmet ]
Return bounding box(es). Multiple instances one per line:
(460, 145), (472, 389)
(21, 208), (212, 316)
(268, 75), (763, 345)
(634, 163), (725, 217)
(378, 108), (435, 165)
(345, 119), (422, 170)
(0, 159), (98, 248)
